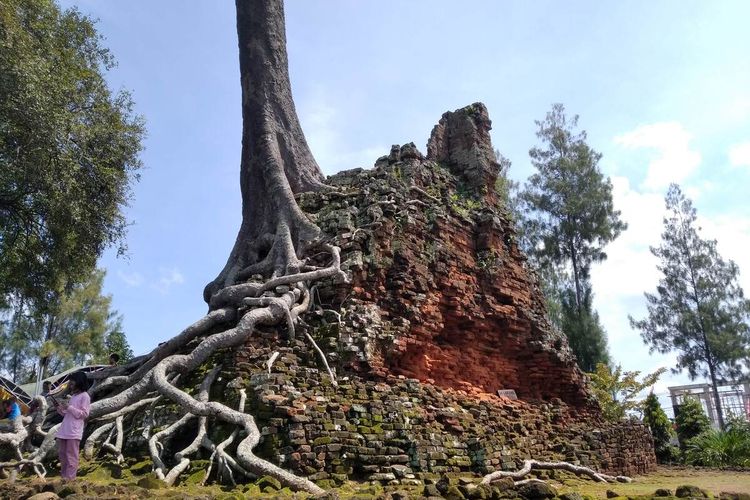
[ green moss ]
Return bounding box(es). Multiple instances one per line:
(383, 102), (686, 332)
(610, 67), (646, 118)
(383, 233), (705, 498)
(313, 436), (333, 446)
(129, 459), (153, 475)
(256, 475), (282, 491)
(137, 473), (165, 490)
(183, 469), (205, 486)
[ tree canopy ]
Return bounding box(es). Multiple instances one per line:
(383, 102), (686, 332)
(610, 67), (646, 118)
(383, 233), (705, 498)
(0, 268), (132, 382)
(518, 104), (625, 369)
(560, 283), (610, 372)
(0, 0), (144, 309)
(674, 396), (711, 449)
(520, 104), (626, 310)
(630, 184), (750, 429)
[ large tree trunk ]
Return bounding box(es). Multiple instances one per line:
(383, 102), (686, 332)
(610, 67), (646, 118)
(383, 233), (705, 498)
(2, 2), (340, 494)
(204, 0), (326, 302)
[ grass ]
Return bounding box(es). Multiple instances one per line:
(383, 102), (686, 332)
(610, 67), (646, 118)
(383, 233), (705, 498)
(556, 466), (750, 496)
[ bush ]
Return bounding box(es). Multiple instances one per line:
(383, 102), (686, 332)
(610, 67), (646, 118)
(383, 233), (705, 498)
(675, 397), (710, 449)
(643, 392), (676, 462)
(683, 418), (750, 467)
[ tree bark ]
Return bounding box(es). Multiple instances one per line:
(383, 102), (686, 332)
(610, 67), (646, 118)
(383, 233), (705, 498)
(204, 0), (326, 302)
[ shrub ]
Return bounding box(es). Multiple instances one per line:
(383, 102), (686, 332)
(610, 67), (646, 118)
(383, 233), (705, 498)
(642, 392), (676, 462)
(674, 397), (710, 449)
(683, 418), (750, 467)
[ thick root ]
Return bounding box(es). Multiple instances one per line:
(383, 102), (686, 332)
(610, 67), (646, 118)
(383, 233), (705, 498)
(481, 459), (632, 485)
(0, 244), (344, 495)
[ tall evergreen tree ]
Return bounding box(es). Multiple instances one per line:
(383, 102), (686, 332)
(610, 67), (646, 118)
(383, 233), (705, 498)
(674, 396), (711, 449)
(518, 104), (625, 366)
(0, 299), (37, 381)
(0, 268), (131, 381)
(630, 184), (750, 430)
(493, 149), (519, 213)
(101, 317), (134, 364)
(643, 392), (676, 462)
(560, 281), (610, 372)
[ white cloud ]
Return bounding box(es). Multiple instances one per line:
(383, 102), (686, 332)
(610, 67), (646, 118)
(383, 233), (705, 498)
(299, 88), (385, 175)
(614, 122), (701, 191)
(117, 270), (144, 287)
(699, 214), (750, 293)
(589, 168), (750, 417)
(590, 176), (664, 306)
(729, 141), (750, 168)
(152, 267), (185, 295)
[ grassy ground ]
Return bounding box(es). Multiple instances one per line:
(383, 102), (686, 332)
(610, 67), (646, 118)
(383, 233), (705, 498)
(557, 466), (750, 497)
(1, 464), (749, 498)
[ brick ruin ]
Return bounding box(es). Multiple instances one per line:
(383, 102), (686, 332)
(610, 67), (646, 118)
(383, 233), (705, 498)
(227, 103), (656, 484)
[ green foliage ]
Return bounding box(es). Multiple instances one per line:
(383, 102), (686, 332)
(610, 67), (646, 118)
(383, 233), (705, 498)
(493, 149), (518, 214)
(533, 263), (567, 330)
(448, 191), (482, 218)
(642, 392), (677, 462)
(588, 363), (666, 421)
(518, 103), (626, 312)
(0, 301), (38, 381)
(0, 268), (132, 381)
(630, 185), (750, 429)
(674, 396), (711, 449)
(0, 0), (145, 309)
(517, 104), (624, 366)
(560, 282), (609, 372)
(683, 417), (750, 467)
(100, 317), (134, 363)
(476, 249), (502, 274)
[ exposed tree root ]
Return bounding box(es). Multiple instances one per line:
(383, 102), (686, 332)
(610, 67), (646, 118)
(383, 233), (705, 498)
(202, 384), (249, 486)
(481, 459), (632, 486)
(0, 243), (344, 496)
(83, 422), (114, 460)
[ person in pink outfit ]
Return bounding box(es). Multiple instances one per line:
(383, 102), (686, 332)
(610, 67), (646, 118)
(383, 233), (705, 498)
(54, 371), (90, 480)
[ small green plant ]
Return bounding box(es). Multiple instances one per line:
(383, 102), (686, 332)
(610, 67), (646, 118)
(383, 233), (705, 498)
(424, 241), (439, 264)
(392, 164), (403, 182)
(587, 363), (665, 421)
(684, 417), (750, 467)
(448, 192), (482, 218)
(675, 396), (711, 450)
(426, 184), (442, 199)
(476, 250), (501, 274)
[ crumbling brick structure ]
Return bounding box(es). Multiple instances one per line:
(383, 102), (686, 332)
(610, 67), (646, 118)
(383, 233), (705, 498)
(230, 103), (656, 482)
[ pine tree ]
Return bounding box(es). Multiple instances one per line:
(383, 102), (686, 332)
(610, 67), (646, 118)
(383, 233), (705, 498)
(518, 104), (625, 367)
(675, 396), (711, 449)
(630, 184), (750, 429)
(560, 281), (610, 372)
(102, 316), (134, 363)
(1, 268), (130, 381)
(643, 392), (676, 462)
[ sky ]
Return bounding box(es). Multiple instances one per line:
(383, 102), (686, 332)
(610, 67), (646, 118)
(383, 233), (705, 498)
(59, 0), (750, 416)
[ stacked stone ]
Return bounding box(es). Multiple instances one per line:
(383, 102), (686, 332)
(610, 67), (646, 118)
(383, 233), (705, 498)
(227, 334), (656, 485)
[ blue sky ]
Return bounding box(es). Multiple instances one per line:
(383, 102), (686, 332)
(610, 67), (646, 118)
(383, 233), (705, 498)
(61, 1), (750, 414)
